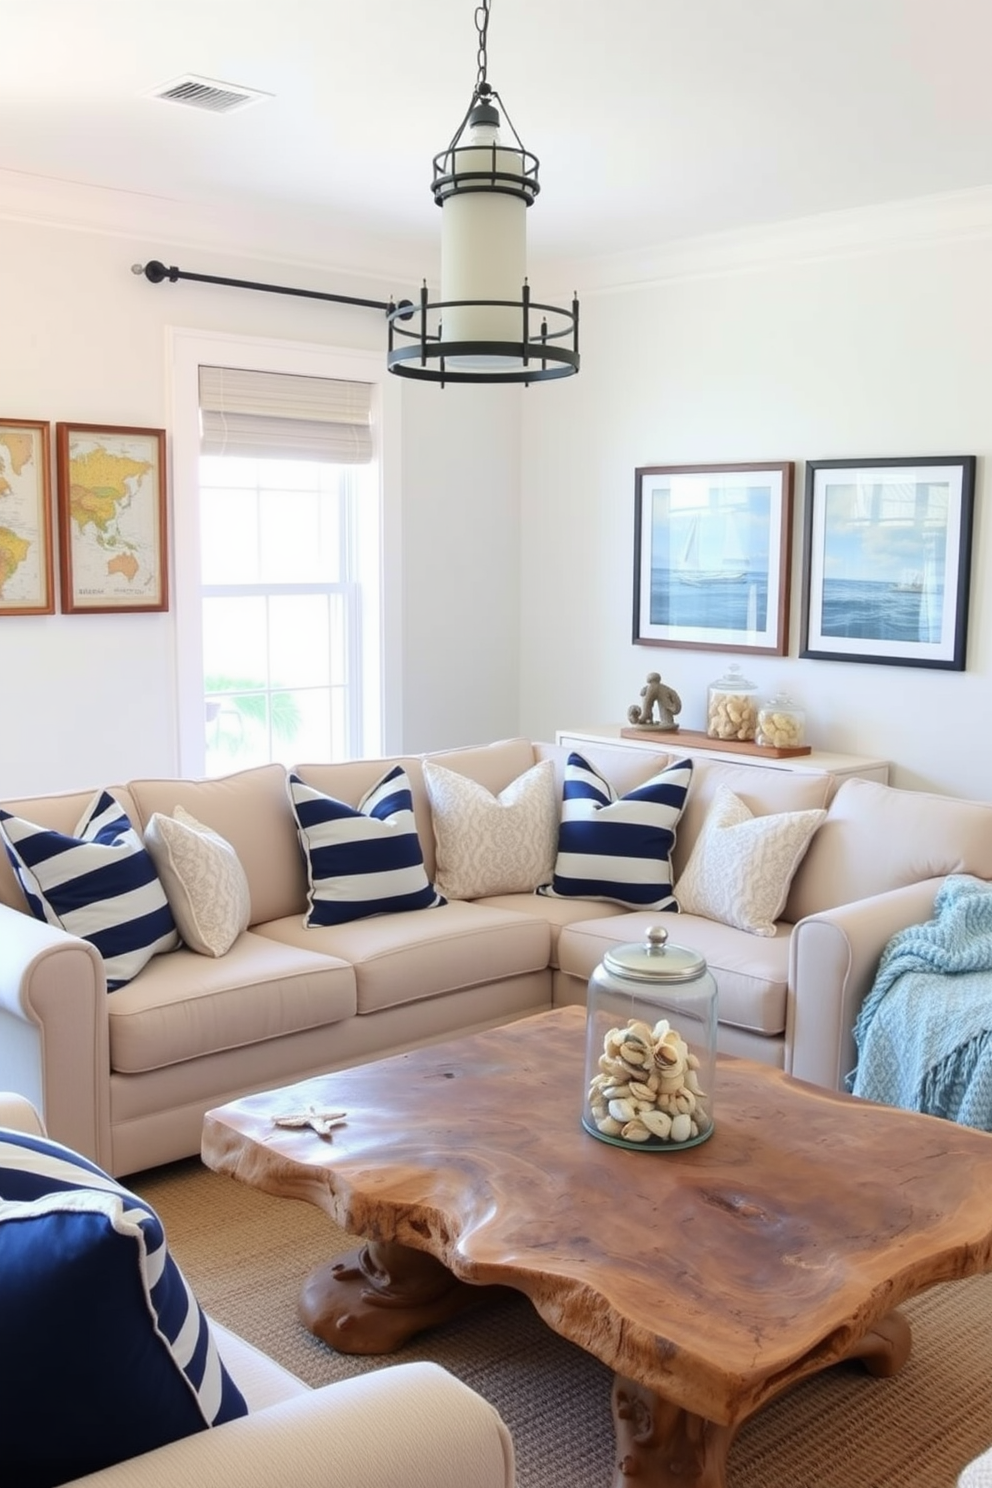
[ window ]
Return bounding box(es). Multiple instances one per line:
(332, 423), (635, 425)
(170, 333), (400, 779)
(197, 367), (373, 774)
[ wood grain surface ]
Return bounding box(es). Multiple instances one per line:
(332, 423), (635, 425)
(619, 726), (812, 758)
(202, 1007), (992, 1427)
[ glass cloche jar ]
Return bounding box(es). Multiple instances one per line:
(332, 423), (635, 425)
(706, 663), (758, 742)
(583, 926), (717, 1151)
(756, 692), (806, 749)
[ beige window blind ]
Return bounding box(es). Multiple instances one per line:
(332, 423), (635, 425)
(198, 366), (374, 464)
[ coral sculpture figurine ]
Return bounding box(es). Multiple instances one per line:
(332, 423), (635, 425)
(627, 672), (682, 731)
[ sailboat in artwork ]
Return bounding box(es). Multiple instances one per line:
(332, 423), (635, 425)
(678, 512), (749, 586)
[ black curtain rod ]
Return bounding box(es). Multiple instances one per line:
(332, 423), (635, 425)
(132, 259), (413, 317)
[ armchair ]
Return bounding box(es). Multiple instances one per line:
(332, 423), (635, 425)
(0, 1094), (516, 1488)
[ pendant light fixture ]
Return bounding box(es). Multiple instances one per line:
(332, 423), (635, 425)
(133, 0), (578, 387)
(386, 0), (580, 385)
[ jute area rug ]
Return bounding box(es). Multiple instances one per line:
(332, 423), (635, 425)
(133, 1156), (992, 1488)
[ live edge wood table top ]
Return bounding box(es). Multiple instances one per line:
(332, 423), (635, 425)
(202, 1007), (992, 1488)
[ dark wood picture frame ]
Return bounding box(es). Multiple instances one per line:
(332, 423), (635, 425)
(56, 422), (168, 614)
(800, 455), (976, 670)
(0, 418), (55, 615)
(633, 461), (794, 655)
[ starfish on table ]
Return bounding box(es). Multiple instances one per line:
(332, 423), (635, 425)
(272, 1105), (347, 1137)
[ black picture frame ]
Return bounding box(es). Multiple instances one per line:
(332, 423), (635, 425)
(800, 455), (976, 670)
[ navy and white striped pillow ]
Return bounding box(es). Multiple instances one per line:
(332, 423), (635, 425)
(288, 766), (445, 927)
(0, 790), (178, 990)
(539, 752), (694, 909)
(0, 1127), (247, 1485)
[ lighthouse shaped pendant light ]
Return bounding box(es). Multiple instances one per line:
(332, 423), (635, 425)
(386, 0), (579, 385)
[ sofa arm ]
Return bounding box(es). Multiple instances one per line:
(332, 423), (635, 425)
(787, 878), (942, 1091)
(73, 1361), (515, 1488)
(0, 904), (111, 1168)
(0, 1090), (47, 1135)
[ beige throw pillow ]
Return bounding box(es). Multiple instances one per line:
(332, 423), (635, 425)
(675, 784), (826, 936)
(144, 805), (251, 956)
(424, 758), (559, 900)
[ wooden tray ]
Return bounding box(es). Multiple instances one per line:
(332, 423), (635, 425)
(620, 727), (812, 759)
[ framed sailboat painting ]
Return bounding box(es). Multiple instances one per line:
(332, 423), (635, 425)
(633, 462), (794, 654)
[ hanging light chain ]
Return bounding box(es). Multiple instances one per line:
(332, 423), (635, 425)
(475, 0), (491, 94)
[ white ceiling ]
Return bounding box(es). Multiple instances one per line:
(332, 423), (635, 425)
(4, 0), (992, 288)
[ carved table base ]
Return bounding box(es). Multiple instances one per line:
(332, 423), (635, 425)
(610, 1310), (914, 1488)
(299, 1239), (504, 1355)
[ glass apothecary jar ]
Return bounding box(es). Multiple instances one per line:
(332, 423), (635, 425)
(583, 925), (717, 1152)
(756, 692), (806, 749)
(706, 663), (758, 742)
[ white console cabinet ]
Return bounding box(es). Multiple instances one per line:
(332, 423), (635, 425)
(555, 726), (890, 784)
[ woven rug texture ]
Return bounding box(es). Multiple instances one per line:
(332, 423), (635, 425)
(133, 1156), (992, 1488)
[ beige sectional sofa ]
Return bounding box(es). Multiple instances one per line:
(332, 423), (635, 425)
(2, 735), (991, 1176)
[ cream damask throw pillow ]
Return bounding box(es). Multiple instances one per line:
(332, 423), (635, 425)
(144, 805), (251, 956)
(675, 784), (826, 936)
(424, 758), (560, 900)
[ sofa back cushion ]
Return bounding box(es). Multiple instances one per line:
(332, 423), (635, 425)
(0, 785), (140, 913)
(670, 758), (834, 881)
(534, 739), (676, 801)
(785, 776), (992, 923)
(127, 765), (306, 927)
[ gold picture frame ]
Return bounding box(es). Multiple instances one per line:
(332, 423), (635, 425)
(0, 418), (55, 616)
(56, 422), (169, 613)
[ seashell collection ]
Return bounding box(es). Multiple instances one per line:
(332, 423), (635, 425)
(587, 1017), (711, 1146)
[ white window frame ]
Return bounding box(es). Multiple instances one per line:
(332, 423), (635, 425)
(168, 328), (402, 778)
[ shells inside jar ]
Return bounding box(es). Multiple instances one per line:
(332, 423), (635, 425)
(585, 1017), (713, 1148)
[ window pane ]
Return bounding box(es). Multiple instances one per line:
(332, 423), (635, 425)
(269, 595), (332, 687)
(203, 597), (269, 683)
(258, 489), (332, 583)
(272, 687), (333, 765)
(205, 691), (274, 775)
(200, 485), (260, 584)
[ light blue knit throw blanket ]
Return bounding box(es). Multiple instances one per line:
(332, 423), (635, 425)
(850, 874), (992, 1129)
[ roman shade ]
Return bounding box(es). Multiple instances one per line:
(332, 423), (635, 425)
(198, 366), (374, 463)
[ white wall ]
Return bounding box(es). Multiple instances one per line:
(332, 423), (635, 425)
(520, 215), (992, 800)
(4, 192), (992, 803)
(0, 215), (522, 796)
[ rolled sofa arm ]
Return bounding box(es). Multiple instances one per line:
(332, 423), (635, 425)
(73, 1361), (516, 1488)
(0, 903), (110, 1168)
(787, 877), (943, 1092)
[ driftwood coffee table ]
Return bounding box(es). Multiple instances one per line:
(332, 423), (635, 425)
(202, 1007), (992, 1488)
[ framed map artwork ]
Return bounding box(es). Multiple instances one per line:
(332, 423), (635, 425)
(0, 419), (55, 616)
(56, 423), (169, 614)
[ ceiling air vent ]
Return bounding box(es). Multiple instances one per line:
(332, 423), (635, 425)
(148, 74), (273, 114)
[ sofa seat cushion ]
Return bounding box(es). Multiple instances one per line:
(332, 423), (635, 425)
(0, 1127), (247, 1485)
(257, 901), (551, 1015)
(473, 892), (629, 967)
(106, 932), (356, 1074)
(558, 912), (792, 1036)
